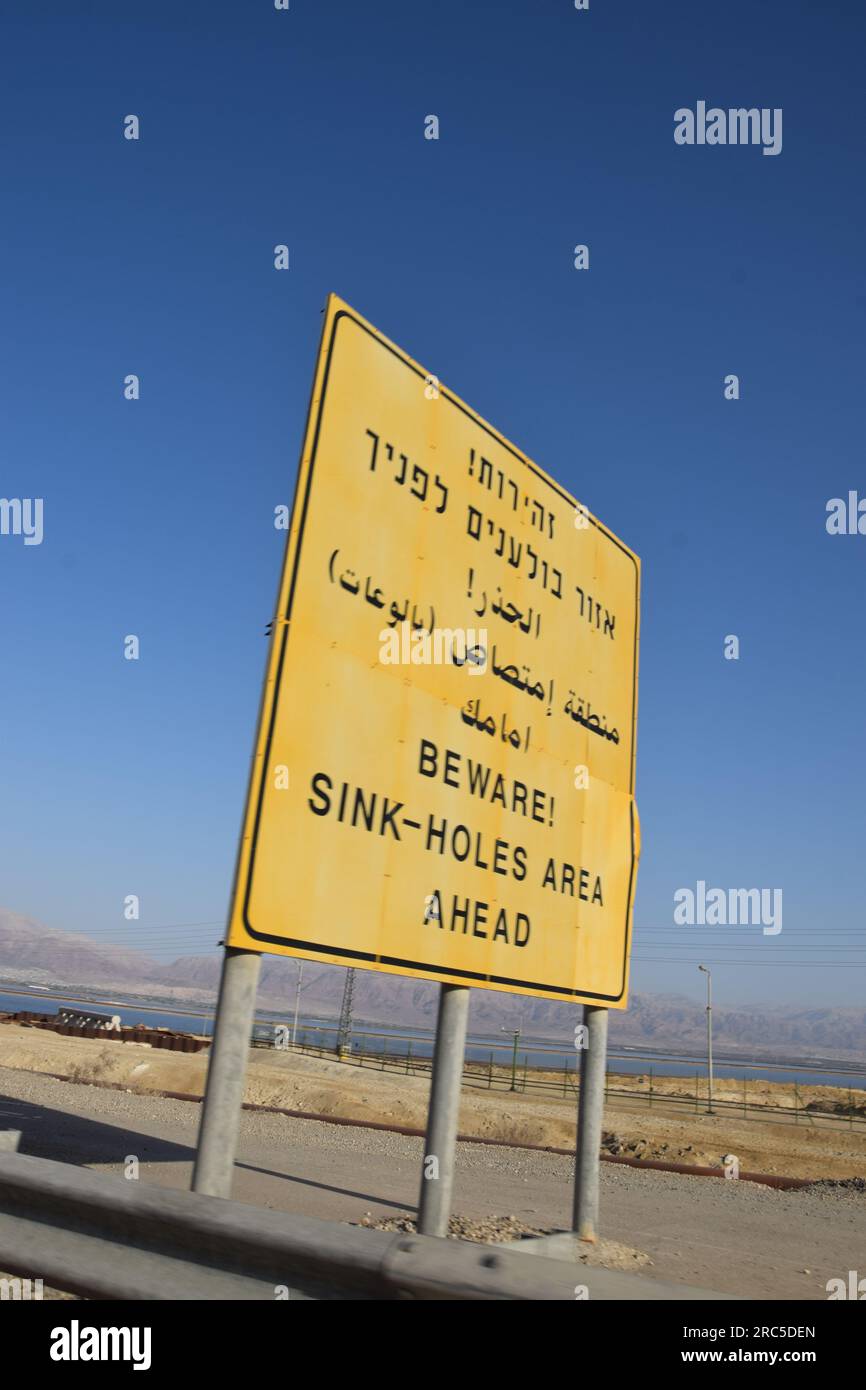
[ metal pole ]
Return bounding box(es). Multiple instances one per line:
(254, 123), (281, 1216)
(417, 983), (470, 1237)
(699, 964), (714, 1114)
(192, 947), (261, 1198)
(573, 1004), (608, 1242)
(291, 961), (304, 1045)
(502, 1028), (520, 1091)
(707, 975), (714, 1113)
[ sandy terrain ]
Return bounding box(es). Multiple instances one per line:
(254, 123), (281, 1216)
(1, 1021), (864, 1179)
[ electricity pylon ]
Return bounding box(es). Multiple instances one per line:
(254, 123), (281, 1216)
(336, 967), (355, 1058)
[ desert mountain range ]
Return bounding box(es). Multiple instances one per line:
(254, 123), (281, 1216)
(1, 908), (864, 1063)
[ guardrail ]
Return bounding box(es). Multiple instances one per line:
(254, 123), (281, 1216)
(0, 1143), (725, 1301)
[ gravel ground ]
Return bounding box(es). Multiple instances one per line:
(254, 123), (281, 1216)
(360, 1211), (547, 1241)
(359, 1211), (654, 1270)
(1, 1064), (864, 1299)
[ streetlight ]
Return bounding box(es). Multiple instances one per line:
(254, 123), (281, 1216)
(698, 965), (714, 1115)
(502, 1026), (521, 1092)
(291, 961), (304, 1046)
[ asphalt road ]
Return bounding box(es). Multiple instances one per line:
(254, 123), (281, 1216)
(1, 1065), (863, 1300)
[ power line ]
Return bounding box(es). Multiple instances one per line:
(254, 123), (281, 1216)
(632, 956), (865, 966)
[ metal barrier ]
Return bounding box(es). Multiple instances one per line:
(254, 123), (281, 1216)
(58, 1007), (121, 1032)
(0, 1145), (726, 1301)
(4, 1011), (210, 1053)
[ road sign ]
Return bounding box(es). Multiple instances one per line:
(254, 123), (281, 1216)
(225, 295), (640, 1005)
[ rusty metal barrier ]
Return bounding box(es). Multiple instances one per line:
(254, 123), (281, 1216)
(2, 1011), (209, 1053)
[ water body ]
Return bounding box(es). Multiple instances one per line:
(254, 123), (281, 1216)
(2, 986), (864, 1090)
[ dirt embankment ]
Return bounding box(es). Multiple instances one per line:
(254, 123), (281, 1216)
(1, 1022), (864, 1180)
(604, 1069), (866, 1117)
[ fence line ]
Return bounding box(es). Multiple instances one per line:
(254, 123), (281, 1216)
(256, 1034), (866, 1132)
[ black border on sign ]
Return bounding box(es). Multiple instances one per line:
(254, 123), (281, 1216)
(241, 307), (640, 1002)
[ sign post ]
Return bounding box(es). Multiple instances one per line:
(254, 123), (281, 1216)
(192, 947), (261, 1198)
(417, 983), (471, 1236)
(196, 295), (640, 1219)
(573, 1003), (608, 1242)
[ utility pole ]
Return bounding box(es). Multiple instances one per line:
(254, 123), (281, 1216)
(291, 960), (304, 1046)
(698, 964), (714, 1115)
(336, 967), (355, 1058)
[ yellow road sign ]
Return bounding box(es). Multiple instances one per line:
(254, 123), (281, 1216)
(226, 295), (640, 1005)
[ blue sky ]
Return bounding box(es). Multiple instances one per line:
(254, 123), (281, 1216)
(1, 1), (864, 1007)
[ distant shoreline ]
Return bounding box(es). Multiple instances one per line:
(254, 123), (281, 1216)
(2, 981), (865, 1088)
